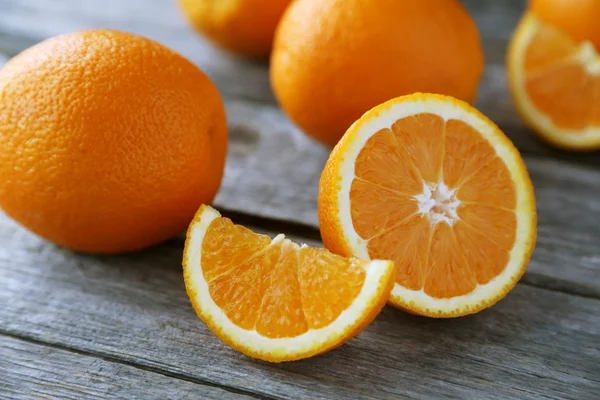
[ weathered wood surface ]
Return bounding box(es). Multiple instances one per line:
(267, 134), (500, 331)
(1, 215), (599, 400)
(0, 335), (257, 400)
(1, 0), (600, 398)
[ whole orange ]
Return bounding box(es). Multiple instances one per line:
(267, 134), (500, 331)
(530, 0), (600, 49)
(0, 30), (228, 254)
(270, 0), (485, 147)
(178, 0), (292, 58)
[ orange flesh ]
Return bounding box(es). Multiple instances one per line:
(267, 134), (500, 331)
(201, 217), (367, 337)
(351, 113), (517, 298)
(524, 17), (600, 130)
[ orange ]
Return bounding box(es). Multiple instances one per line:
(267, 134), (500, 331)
(178, 0), (292, 58)
(271, 0), (484, 147)
(507, 11), (600, 150)
(318, 94), (537, 317)
(183, 205), (395, 362)
(0, 30), (228, 253)
(530, 0), (600, 50)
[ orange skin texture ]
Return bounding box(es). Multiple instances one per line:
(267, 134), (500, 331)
(271, 0), (485, 147)
(178, 0), (293, 58)
(0, 30), (228, 254)
(530, 0), (600, 49)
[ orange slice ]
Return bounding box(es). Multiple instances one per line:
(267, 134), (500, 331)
(507, 11), (600, 150)
(183, 205), (395, 362)
(318, 93), (537, 318)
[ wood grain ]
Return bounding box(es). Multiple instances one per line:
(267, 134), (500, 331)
(0, 53), (598, 297)
(0, 214), (599, 400)
(0, 0), (527, 44)
(1, 1), (599, 397)
(0, 335), (259, 400)
(0, 0), (275, 101)
(0, 0), (525, 55)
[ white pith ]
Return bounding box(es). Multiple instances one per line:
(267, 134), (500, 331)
(335, 95), (536, 315)
(414, 181), (460, 226)
(509, 13), (600, 147)
(184, 206), (393, 358)
(577, 42), (600, 75)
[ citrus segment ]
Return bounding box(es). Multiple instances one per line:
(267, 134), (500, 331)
(523, 21), (578, 72)
(391, 113), (445, 183)
(318, 93), (537, 317)
(367, 214), (431, 291)
(457, 205), (517, 251)
(507, 12), (600, 150)
(297, 248), (366, 329)
(453, 222), (509, 286)
(526, 64), (598, 129)
(456, 157), (517, 209)
(255, 242), (307, 338)
(424, 222), (477, 299)
(350, 179), (419, 239)
(184, 205), (395, 362)
(201, 218), (271, 282)
(207, 244), (281, 330)
(442, 119), (498, 188)
(354, 128), (422, 194)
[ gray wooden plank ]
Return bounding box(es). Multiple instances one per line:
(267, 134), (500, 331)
(0, 0), (526, 41)
(0, 51), (598, 296)
(0, 0), (523, 54)
(0, 214), (599, 400)
(0, 0), (274, 101)
(0, 335), (258, 400)
(467, 0), (525, 39)
(1, 2), (598, 398)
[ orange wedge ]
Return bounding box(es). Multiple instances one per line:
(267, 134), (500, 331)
(183, 205), (395, 362)
(318, 93), (537, 318)
(507, 12), (600, 150)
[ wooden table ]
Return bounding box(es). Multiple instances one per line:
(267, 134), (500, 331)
(1, 1), (598, 399)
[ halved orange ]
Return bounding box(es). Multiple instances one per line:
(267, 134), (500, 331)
(319, 93), (537, 318)
(183, 205), (395, 362)
(507, 11), (600, 150)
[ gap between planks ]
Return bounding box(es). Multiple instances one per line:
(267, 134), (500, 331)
(0, 282), (598, 400)
(0, 330), (276, 400)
